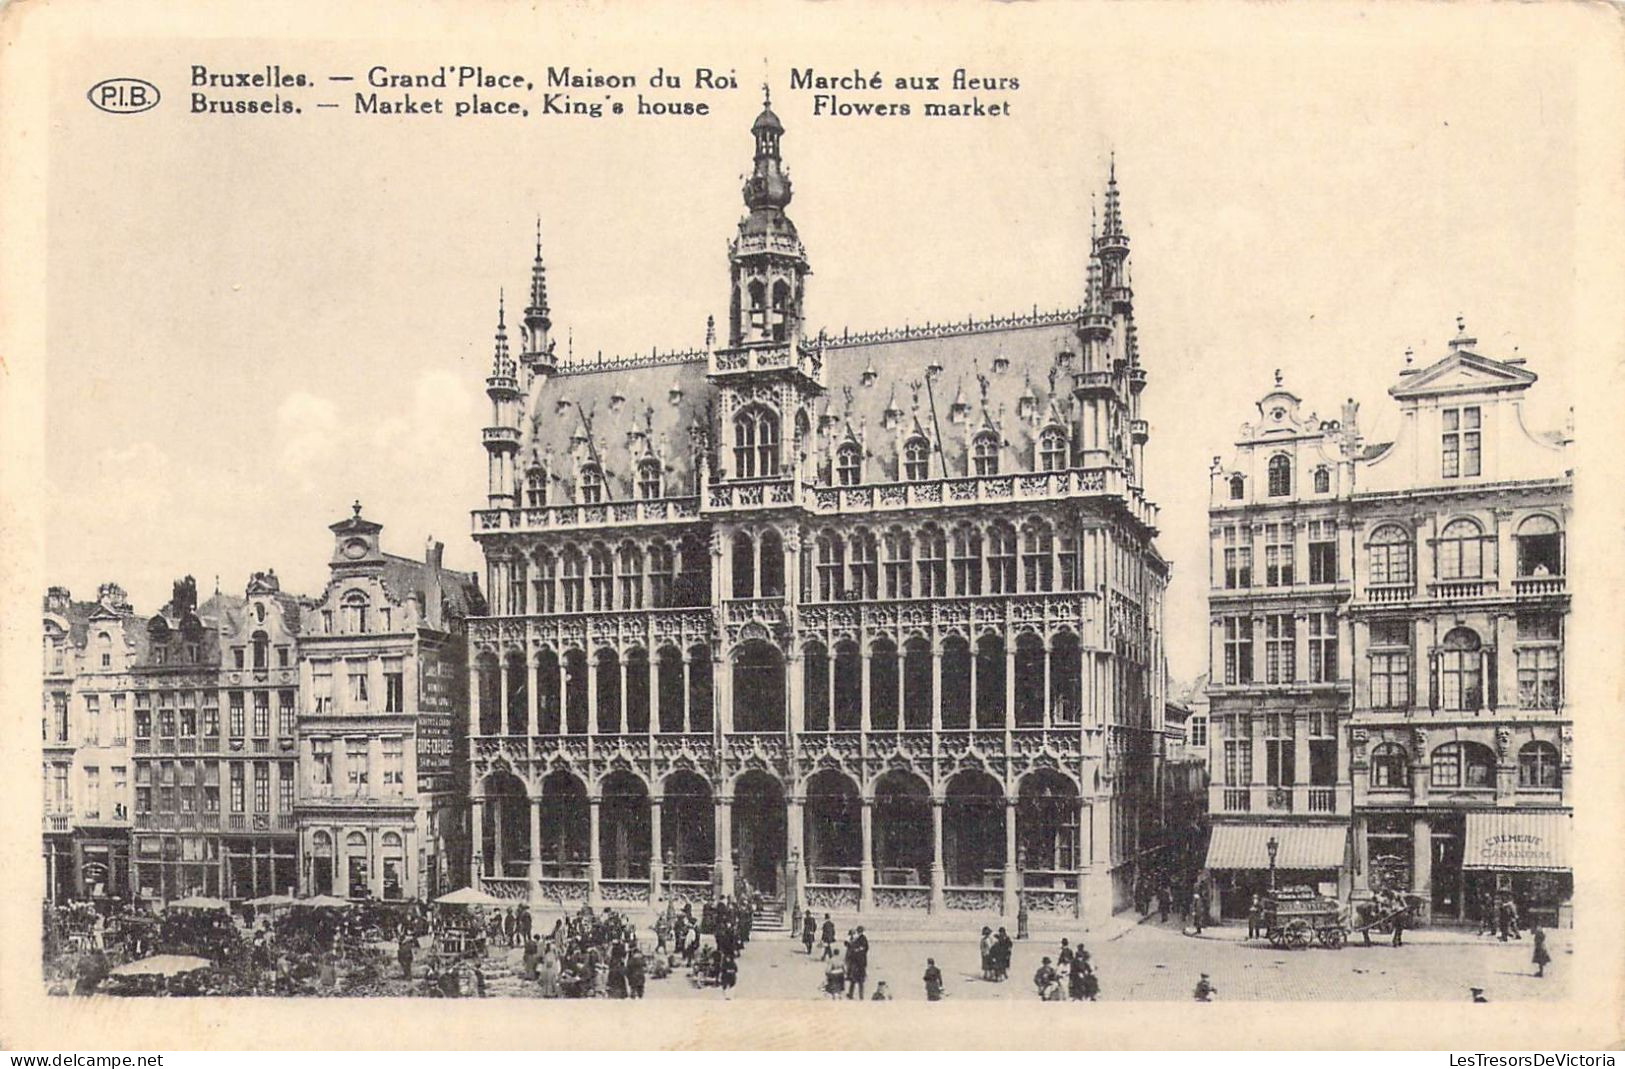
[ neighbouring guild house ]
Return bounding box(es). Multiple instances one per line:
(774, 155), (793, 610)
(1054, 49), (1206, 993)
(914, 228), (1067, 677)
(296, 506), (483, 902)
(1205, 324), (1572, 926)
(463, 94), (1169, 928)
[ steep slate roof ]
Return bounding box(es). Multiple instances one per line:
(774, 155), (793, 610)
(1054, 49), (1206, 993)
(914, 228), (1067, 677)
(380, 553), (485, 620)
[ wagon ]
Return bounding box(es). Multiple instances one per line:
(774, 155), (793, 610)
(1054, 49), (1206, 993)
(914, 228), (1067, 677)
(1260, 886), (1346, 950)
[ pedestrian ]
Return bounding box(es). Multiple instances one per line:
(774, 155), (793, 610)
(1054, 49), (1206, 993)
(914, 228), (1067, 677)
(607, 953), (628, 999)
(802, 911), (817, 955)
(627, 948), (647, 998)
(1079, 951), (1100, 1001)
(870, 980), (892, 1001)
(1506, 897), (1522, 941)
(1477, 890), (1496, 937)
(518, 903), (532, 946)
(846, 925), (870, 1000)
(1057, 938), (1073, 967)
(1157, 885), (1170, 923)
(923, 957), (944, 1001)
(979, 926), (994, 980)
(993, 926), (1013, 981)
(820, 913), (837, 960)
(397, 932), (415, 979)
(1390, 900), (1407, 947)
(1190, 890), (1205, 934)
(1193, 972), (1217, 1002)
(1246, 895), (1262, 940)
(1017, 898), (1030, 940)
(538, 946), (561, 998)
(1033, 956), (1061, 1000)
(1531, 924), (1551, 978)
(521, 935), (539, 981)
(718, 950), (738, 997)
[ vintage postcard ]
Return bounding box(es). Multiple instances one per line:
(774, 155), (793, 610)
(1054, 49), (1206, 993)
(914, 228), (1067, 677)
(1, 0), (1622, 1051)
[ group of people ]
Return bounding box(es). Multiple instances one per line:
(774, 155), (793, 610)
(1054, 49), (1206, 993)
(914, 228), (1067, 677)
(810, 919), (871, 999)
(977, 925), (1014, 981)
(1133, 869), (1211, 932)
(1031, 937), (1102, 1001)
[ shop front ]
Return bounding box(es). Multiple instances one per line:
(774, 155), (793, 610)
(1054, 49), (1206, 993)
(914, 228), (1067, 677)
(1461, 809), (1572, 929)
(1204, 822), (1349, 920)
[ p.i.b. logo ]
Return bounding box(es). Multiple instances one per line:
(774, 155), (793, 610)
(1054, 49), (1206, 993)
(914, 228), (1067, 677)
(87, 77), (160, 114)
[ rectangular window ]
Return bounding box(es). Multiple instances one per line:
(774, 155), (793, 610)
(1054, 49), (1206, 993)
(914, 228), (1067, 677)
(83, 766), (101, 819)
(177, 762), (194, 813)
(348, 664), (370, 710)
(252, 691), (270, 736)
(1516, 613), (1561, 710)
(229, 692), (245, 737)
(277, 646), (292, 668)
(1370, 650), (1411, 709)
(202, 763), (219, 813)
(384, 661), (405, 713)
(278, 762), (295, 813)
(1308, 520), (1337, 584)
(1222, 526), (1252, 589)
(157, 694), (176, 738)
(233, 647), (246, 670)
(229, 763), (245, 813)
(382, 737), (405, 793)
(988, 533), (1016, 594)
(111, 765), (127, 818)
(178, 691), (197, 738)
(83, 694), (101, 746)
(1442, 406), (1481, 478)
(254, 762), (270, 813)
(111, 694), (128, 744)
(1223, 737), (1253, 787)
(1308, 612), (1338, 683)
(277, 690), (295, 737)
(312, 739), (334, 792)
(1222, 617), (1254, 685)
(1264, 524), (1294, 587)
(312, 664), (333, 715)
(1188, 716), (1207, 749)
(346, 738), (369, 792)
(1265, 614), (1296, 684)
(1265, 739), (1295, 787)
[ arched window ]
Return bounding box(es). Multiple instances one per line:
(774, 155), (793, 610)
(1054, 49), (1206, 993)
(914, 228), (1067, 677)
(1439, 627), (1483, 711)
(560, 548), (585, 612)
(381, 832), (405, 899)
(1039, 428), (1067, 472)
(1367, 525), (1413, 585)
(747, 280), (767, 338)
(618, 544), (644, 609)
(733, 405), (780, 479)
(883, 528), (913, 599)
(1517, 741), (1560, 789)
(771, 280), (791, 342)
(637, 459), (662, 500)
(849, 529), (879, 600)
(97, 631), (112, 669)
(760, 529), (785, 596)
(836, 442), (863, 486)
(588, 545), (614, 610)
(1267, 455), (1291, 497)
(731, 532), (755, 599)
(251, 631), (270, 671)
(345, 830), (370, 897)
(972, 433), (1000, 476)
(579, 464), (604, 505)
(1313, 467), (1331, 494)
(342, 591), (369, 634)
(1370, 743), (1410, 788)
(1229, 474), (1245, 500)
(816, 531), (845, 601)
(904, 437), (931, 481)
(1515, 514), (1563, 577)
(1022, 520), (1054, 592)
(952, 524), (982, 596)
(1431, 741), (1495, 789)
(525, 467), (547, 507)
(1438, 518), (1485, 580)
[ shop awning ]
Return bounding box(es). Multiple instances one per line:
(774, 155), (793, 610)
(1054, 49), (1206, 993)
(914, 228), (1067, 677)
(1462, 810), (1571, 871)
(1204, 823), (1348, 871)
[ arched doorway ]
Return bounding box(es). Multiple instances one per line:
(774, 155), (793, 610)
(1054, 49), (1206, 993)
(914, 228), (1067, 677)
(538, 769), (588, 878)
(944, 769), (1006, 887)
(480, 769), (531, 879)
(872, 769), (932, 886)
(661, 771), (715, 886)
(1018, 769), (1080, 887)
(731, 770), (787, 897)
(804, 769), (861, 885)
(599, 771), (651, 880)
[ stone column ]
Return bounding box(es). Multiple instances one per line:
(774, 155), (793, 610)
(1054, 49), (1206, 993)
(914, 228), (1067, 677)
(716, 795), (735, 894)
(716, 650), (732, 735)
(618, 656), (629, 735)
(860, 651), (872, 734)
(499, 657), (511, 736)
(1042, 643), (1052, 729)
(471, 798), (486, 885)
(587, 654), (600, 738)
(649, 796), (664, 902)
(1002, 797), (1020, 917)
(930, 649), (943, 732)
(929, 796), (946, 912)
(1352, 814), (1370, 892)
(1493, 508), (1514, 592)
(469, 658), (483, 739)
(588, 796), (603, 907)
(1411, 815), (1432, 924)
(859, 797), (875, 911)
(786, 794), (806, 912)
(527, 651), (540, 739)
(682, 654), (692, 734)
(529, 796), (543, 883)
(492, 797), (506, 878)
(1004, 641), (1016, 731)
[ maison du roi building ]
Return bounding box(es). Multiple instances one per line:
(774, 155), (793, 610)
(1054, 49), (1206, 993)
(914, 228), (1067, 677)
(464, 95), (1169, 927)
(1203, 327), (1572, 927)
(41, 517), (482, 906)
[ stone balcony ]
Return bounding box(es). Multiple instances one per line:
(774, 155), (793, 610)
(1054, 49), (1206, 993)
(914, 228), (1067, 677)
(1209, 783), (1351, 816)
(473, 496), (703, 535)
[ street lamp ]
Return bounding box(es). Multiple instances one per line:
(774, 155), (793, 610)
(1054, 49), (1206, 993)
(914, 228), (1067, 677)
(1266, 835), (1279, 891)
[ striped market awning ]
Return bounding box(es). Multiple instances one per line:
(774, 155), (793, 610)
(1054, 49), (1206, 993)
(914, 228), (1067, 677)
(1204, 823), (1348, 871)
(1462, 810), (1571, 871)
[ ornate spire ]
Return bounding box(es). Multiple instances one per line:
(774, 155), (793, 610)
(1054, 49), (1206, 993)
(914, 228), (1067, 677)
(1103, 152), (1123, 237)
(490, 290), (514, 378)
(744, 89), (791, 211)
(526, 216), (551, 326)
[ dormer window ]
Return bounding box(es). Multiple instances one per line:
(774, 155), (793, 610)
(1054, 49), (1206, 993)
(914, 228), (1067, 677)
(904, 437), (931, 482)
(972, 433), (1000, 476)
(638, 459), (663, 500)
(1039, 428), (1067, 472)
(1267, 455), (1291, 497)
(733, 405), (780, 479)
(525, 467), (547, 508)
(341, 591), (370, 633)
(1229, 475), (1245, 501)
(836, 443), (862, 486)
(579, 464), (604, 504)
(1312, 467), (1331, 494)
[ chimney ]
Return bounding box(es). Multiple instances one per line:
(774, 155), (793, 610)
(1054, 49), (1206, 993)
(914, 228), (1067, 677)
(425, 536), (444, 572)
(44, 586), (71, 614)
(97, 582), (130, 613)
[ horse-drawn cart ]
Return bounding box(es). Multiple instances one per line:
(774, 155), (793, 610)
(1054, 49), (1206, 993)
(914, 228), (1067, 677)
(1261, 886), (1346, 950)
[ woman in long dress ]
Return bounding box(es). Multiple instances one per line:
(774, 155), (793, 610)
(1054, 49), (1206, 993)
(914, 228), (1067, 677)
(537, 947), (562, 998)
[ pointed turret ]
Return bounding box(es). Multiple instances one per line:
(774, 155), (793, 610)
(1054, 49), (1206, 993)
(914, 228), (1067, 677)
(522, 218), (556, 375)
(727, 87), (810, 348)
(483, 291), (522, 507)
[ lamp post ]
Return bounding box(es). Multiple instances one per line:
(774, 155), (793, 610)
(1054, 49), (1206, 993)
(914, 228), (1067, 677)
(1266, 834), (1279, 891)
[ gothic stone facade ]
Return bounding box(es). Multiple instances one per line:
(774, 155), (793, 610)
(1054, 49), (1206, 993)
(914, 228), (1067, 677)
(464, 98), (1168, 926)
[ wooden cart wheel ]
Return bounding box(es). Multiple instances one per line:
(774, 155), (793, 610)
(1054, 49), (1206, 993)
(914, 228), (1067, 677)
(1284, 920), (1312, 949)
(1267, 928), (1286, 949)
(1318, 925), (1347, 949)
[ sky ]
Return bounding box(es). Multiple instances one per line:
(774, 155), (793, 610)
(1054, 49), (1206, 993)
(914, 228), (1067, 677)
(43, 4), (1577, 685)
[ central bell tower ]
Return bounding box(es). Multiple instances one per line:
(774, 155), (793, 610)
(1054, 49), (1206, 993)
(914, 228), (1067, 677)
(728, 87), (810, 348)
